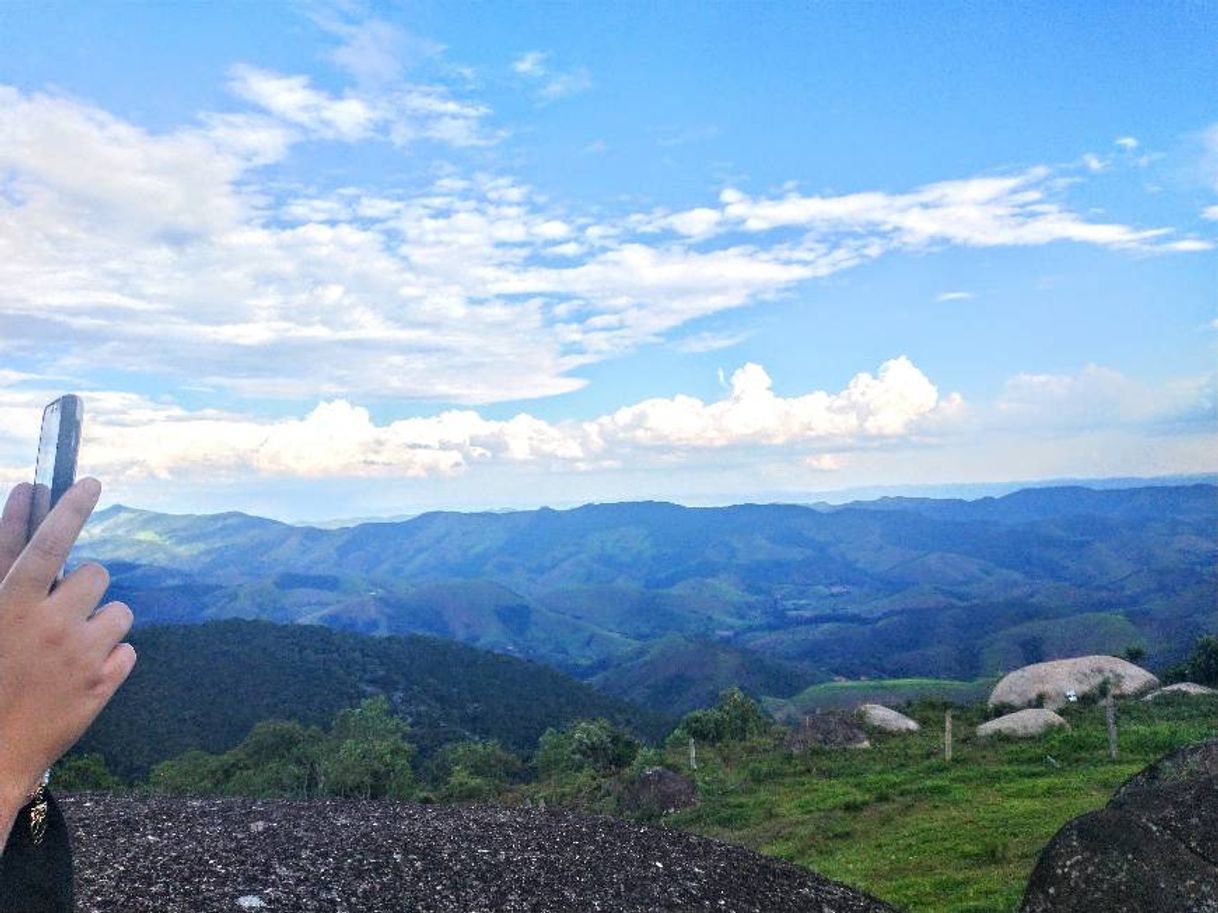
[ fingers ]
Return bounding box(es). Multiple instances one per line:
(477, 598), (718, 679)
(86, 601), (133, 657)
(0, 483), (33, 582)
(48, 563), (110, 621)
(97, 642), (137, 697)
(0, 478), (100, 604)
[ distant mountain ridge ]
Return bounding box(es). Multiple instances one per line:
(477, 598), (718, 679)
(78, 484), (1217, 708)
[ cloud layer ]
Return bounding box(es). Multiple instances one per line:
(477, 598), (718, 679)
(0, 50), (1208, 408)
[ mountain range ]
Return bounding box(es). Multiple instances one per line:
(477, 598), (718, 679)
(77, 483), (1216, 713)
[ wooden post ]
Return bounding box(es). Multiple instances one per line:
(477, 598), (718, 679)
(689, 737), (697, 771)
(944, 710), (953, 762)
(1106, 691), (1118, 761)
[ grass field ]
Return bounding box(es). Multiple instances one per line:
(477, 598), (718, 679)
(766, 677), (997, 717)
(669, 693), (1218, 913)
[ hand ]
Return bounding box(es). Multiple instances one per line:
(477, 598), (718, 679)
(0, 479), (136, 804)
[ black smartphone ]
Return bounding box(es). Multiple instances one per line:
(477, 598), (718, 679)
(28, 394), (85, 541)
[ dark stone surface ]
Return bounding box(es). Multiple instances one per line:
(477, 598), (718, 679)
(618, 767), (699, 818)
(1021, 739), (1218, 913)
(61, 795), (898, 913)
(786, 714), (871, 752)
(1112, 737), (1218, 798)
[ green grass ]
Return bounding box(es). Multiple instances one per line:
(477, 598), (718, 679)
(669, 694), (1218, 913)
(767, 677), (997, 716)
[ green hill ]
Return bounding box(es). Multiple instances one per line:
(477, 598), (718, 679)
(78, 619), (666, 780)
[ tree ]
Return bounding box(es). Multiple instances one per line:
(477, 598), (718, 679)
(53, 753), (123, 793)
(1122, 644), (1148, 664)
(428, 739), (522, 800)
(669, 687), (773, 745)
(317, 696), (417, 799)
(1163, 635), (1218, 687)
(536, 719), (639, 779)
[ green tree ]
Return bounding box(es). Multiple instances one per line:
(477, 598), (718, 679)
(428, 739), (522, 800)
(1122, 644), (1148, 664)
(670, 687), (773, 745)
(53, 752), (123, 792)
(150, 748), (235, 795)
(536, 718), (639, 779)
(1163, 635), (1218, 687)
(226, 720), (325, 798)
(318, 696), (417, 799)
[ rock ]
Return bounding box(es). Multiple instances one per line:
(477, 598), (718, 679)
(618, 767), (698, 817)
(989, 655), (1159, 710)
(1112, 738), (1218, 798)
(236, 898), (267, 910)
(856, 704), (920, 733)
(62, 795), (899, 913)
(1141, 682), (1218, 701)
(787, 713), (871, 751)
(1021, 739), (1218, 913)
(976, 709), (1068, 739)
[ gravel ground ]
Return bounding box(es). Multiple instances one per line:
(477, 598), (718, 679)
(61, 795), (897, 913)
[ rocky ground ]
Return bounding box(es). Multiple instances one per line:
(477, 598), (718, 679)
(61, 795), (897, 913)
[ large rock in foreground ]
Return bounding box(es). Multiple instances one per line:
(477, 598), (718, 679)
(976, 709), (1068, 739)
(62, 795), (898, 913)
(989, 656), (1158, 710)
(1021, 739), (1218, 913)
(857, 705), (920, 733)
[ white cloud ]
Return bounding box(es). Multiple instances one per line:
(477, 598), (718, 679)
(1202, 205), (1218, 221)
(228, 66), (377, 141)
(936, 291), (975, 302)
(511, 51), (591, 101)
(996, 364), (1215, 431)
(0, 70), (1205, 409)
(0, 358), (961, 483)
(671, 330), (751, 354)
(1115, 136), (1139, 150)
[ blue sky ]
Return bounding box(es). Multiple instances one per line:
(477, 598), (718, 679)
(0, 1), (1214, 520)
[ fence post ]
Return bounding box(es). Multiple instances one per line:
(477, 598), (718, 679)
(944, 710), (953, 762)
(1106, 691), (1118, 761)
(689, 737), (698, 771)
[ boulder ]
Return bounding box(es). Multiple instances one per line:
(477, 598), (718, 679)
(976, 708), (1068, 739)
(619, 767), (698, 817)
(989, 655), (1158, 710)
(1141, 682), (1218, 701)
(787, 713), (871, 751)
(1021, 739), (1218, 913)
(856, 704), (920, 733)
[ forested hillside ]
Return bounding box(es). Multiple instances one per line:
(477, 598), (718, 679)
(77, 620), (665, 780)
(77, 484), (1217, 706)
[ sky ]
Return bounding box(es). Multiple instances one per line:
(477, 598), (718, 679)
(0, 1), (1214, 521)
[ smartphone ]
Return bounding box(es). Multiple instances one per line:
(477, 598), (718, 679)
(28, 395), (85, 542)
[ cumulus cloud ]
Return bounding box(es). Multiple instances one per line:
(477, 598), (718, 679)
(0, 358), (961, 482)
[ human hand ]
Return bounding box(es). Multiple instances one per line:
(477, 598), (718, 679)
(0, 478), (136, 805)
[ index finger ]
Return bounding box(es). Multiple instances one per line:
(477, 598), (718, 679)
(0, 477), (101, 604)
(0, 483), (33, 582)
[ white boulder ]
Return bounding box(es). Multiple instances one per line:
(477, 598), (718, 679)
(1141, 682), (1218, 701)
(977, 708), (1068, 739)
(989, 656), (1159, 710)
(857, 704), (921, 733)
